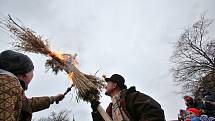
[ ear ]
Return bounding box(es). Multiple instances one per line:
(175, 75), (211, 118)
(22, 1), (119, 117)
(113, 83), (118, 88)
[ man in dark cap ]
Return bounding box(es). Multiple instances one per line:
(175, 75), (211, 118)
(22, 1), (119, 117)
(91, 74), (165, 121)
(0, 50), (65, 121)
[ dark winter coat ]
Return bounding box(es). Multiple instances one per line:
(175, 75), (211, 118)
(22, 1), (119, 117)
(92, 86), (165, 121)
(195, 89), (215, 117)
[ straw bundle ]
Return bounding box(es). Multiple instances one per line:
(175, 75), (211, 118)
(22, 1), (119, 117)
(45, 55), (105, 102)
(0, 15), (105, 102)
(0, 15), (51, 55)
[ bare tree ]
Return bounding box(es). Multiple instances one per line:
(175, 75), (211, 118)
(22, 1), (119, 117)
(37, 110), (73, 121)
(171, 14), (215, 94)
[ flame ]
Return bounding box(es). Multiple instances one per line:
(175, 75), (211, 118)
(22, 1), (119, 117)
(49, 51), (79, 85)
(52, 51), (65, 61)
(68, 72), (75, 85)
(48, 51), (66, 65)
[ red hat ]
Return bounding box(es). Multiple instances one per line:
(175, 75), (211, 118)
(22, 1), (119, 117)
(187, 108), (201, 116)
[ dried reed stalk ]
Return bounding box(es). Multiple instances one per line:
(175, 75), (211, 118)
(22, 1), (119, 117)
(0, 15), (51, 55)
(0, 15), (105, 102)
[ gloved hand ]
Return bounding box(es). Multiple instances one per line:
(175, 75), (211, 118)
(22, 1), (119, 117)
(50, 94), (65, 104)
(54, 94), (65, 103)
(90, 100), (100, 111)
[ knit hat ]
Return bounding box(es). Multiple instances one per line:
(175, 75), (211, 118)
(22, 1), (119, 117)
(105, 74), (127, 89)
(187, 108), (201, 116)
(0, 50), (34, 75)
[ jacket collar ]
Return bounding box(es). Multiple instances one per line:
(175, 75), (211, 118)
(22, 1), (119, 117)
(0, 69), (19, 80)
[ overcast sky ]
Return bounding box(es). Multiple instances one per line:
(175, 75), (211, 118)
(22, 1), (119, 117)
(0, 0), (215, 120)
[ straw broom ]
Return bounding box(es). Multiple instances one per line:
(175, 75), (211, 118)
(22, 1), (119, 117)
(0, 15), (105, 102)
(0, 15), (113, 121)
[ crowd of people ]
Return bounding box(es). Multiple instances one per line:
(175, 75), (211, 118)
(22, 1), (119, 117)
(178, 86), (215, 121)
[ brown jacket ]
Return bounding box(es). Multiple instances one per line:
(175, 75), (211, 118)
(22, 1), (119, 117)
(0, 70), (52, 121)
(20, 96), (51, 121)
(92, 86), (165, 121)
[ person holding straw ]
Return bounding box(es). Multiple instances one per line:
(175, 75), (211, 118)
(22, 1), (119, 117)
(0, 50), (65, 121)
(91, 74), (165, 121)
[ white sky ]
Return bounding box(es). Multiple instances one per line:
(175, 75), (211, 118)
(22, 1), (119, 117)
(0, 0), (215, 120)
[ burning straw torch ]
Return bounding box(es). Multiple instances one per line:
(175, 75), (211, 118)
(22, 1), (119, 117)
(0, 15), (112, 121)
(53, 54), (112, 121)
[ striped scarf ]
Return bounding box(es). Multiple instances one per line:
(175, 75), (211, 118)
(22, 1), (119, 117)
(111, 92), (130, 121)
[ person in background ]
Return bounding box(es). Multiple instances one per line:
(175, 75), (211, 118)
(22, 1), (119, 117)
(183, 96), (196, 108)
(185, 108), (201, 121)
(0, 50), (65, 121)
(178, 109), (187, 121)
(91, 74), (165, 121)
(195, 86), (215, 117)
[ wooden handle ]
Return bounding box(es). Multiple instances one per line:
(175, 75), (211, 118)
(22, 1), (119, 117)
(97, 104), (113, 121)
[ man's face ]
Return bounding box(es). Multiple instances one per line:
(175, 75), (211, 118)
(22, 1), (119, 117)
(18, 69), (34, 86)
(24, 69), (34, 85)
(105, 81), (117, 96)
(199, 88), (205, 92)
(186, 111), (197, 118)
